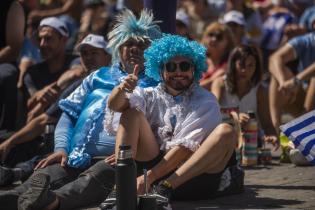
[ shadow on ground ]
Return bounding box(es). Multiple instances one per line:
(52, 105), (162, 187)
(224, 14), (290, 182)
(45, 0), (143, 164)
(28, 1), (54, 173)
(172, 187), (304, 210)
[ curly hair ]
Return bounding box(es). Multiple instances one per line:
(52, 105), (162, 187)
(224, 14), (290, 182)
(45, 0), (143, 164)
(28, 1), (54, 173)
(144, 34), (207, 82)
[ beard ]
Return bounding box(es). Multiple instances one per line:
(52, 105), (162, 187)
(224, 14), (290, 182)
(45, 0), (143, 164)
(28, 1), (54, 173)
(164, 76), (193, 92)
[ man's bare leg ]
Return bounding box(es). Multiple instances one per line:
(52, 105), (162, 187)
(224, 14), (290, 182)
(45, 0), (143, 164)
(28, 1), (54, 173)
(165, 123), (236, 189)
(115, 108), (160, 161)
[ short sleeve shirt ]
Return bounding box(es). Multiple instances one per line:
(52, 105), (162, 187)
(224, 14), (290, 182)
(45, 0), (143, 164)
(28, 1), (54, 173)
(288, 32), (315, 72)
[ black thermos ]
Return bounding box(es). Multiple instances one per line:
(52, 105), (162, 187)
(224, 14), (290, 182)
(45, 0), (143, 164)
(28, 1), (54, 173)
(44, 123), (55, 153)
(116, 144), (137, 210)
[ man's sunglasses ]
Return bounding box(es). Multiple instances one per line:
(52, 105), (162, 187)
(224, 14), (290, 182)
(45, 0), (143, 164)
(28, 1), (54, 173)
(164, 61), (193, 72)
(207, 32), (223, 41)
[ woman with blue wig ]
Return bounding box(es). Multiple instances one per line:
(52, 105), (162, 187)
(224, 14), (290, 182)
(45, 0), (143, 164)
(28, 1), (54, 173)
(108, 34), (244, 205)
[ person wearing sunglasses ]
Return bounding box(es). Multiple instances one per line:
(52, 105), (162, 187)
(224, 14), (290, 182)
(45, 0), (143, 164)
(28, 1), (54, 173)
(107, 34), (244, 206)
(199, 22), (236, 91)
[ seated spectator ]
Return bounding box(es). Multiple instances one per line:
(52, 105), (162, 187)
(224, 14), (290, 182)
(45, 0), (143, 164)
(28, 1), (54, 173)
(27, 0), (83, 51)
(199, 22), (235, 90)
(106, 34), (244, 207)
(226, 0), (264, 46)
(211, 45), (278, 149)
(0, 0), (25, 131)
(0, 34), (111, 186)
(0, 9), (162, 210)
(23, 17), (79, 122)
(269, 31), (315, 134)
(221, 10), (246, 46)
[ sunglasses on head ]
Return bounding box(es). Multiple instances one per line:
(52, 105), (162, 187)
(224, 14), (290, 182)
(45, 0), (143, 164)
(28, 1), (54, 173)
(164, 61), (193, 72)
(207, 32), (223, 41)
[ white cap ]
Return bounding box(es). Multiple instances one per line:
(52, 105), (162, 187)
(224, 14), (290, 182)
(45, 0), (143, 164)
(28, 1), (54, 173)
(77, 34), (110, 54)
(39, 17), (69, 37)
(222, 10), (246, 26)
(176, 10), (190, 27)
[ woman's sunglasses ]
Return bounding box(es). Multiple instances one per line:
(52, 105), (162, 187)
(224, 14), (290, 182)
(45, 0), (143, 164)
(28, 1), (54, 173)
(164, 61), (193, 72)
(207, 32), (223, 42)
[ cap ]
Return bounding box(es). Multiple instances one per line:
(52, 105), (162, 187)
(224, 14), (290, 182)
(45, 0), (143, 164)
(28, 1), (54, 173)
(39, 17), (69, 37)
(176, 10), (190, 28)
(222, 10), (246, 26)
(77, 34), (111, 54)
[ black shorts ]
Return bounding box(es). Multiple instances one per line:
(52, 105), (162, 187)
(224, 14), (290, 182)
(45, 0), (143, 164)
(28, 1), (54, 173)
(135, 151), (237, 201)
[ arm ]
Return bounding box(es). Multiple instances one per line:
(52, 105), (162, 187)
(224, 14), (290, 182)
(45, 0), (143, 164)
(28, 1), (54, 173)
(281, 62), (315, 90)
(108, 65), (139, 112)
(257, 85), (279, 149)
(28, 0), (77, 24)
(0, 1), (25, 63)
(54, 113), (75, 154)
(269, 43), (296, 85)
(138, 145), (192, 194)
(0, 113), (52, 162)
(107, 86), (130, 112)
(34, 113), (75, 168)
(210, 77), (225, 102)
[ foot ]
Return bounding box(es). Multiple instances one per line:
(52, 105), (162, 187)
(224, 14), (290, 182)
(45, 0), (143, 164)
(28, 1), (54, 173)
(0, 166), (14, 186)
(18, 173), (56, 210)
(99, 189), (116, 210)
(152, 181), (173, 210)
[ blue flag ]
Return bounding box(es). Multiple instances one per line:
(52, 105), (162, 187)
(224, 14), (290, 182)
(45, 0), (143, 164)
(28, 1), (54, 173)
(280, 110), (315, 166)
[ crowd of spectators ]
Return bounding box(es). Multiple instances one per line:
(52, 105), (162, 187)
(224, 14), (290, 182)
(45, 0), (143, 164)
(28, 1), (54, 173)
(0, 0), (314, 209)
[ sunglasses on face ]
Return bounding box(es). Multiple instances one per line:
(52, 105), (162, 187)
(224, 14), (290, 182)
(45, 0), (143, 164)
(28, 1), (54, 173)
(207, 32), (223, 41)
(164, 61), (193, 72)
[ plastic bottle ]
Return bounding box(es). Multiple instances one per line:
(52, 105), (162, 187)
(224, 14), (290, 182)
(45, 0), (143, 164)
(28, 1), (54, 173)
(242, 111), (258, 166)
(116, 144), (137, 210)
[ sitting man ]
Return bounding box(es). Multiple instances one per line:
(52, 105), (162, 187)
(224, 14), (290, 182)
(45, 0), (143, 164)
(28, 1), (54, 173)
(0, 33), (111, 186)
(0, 9), (161, 210)
(269, 31), (315, 134)
(107, 34), (244, 206)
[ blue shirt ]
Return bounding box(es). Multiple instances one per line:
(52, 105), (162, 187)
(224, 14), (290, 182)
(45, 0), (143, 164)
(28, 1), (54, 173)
(288, 32), (315, 73)
(55, 63), (158, 168)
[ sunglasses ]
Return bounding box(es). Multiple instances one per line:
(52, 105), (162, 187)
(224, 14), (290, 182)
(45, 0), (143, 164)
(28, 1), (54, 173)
(207, 32), (223, 41)
(164, 61), (193, 72)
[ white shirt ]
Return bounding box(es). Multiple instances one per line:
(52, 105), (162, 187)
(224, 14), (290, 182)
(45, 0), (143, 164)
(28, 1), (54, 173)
(127, 83), (222, 151)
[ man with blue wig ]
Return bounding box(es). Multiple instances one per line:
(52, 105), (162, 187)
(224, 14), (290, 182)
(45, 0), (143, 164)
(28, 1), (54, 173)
(0, 9), (161, 210)
(108, 34), (244, 205)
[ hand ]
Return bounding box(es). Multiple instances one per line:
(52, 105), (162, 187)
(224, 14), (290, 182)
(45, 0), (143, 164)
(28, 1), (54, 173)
(27, 10), (43, 25)
(263, 135), (280, 151)
(278, 79), (298, 104)
(0, 140), (13, 164)
(27, 84), (60, 110)
(35, 151), (68, 170)
(137, 174), (153, 195)
(104, 154), (116, 166)
(239, 112), (250, 128)
(118, 65), (139, 93)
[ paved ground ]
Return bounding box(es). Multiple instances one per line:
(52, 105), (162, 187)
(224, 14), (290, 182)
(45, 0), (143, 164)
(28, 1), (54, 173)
(2, 160), (314, 210)
(172, 162), (315, 210)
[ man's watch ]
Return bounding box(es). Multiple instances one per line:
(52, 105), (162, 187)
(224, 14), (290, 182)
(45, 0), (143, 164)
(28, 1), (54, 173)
(293, 76), (302, 86)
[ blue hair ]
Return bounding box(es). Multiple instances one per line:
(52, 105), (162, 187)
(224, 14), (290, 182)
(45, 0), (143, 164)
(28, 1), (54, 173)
(107, 9), (162, 64)
(144, 34), (207, 82)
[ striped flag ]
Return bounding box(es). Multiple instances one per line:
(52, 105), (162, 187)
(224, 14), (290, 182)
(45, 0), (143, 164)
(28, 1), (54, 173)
(280, 110), (315, 166)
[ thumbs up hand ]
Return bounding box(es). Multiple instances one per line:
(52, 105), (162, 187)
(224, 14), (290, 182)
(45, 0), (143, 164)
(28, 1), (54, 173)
(119, 64), (139, 93)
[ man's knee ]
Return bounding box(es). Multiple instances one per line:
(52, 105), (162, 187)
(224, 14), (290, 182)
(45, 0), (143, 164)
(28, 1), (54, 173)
(81, 161), (115, 188)
(213, 123), (237, 148)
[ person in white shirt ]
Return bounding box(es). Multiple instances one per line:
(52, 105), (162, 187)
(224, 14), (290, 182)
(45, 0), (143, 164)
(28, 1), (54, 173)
(108, 34), (244, 205)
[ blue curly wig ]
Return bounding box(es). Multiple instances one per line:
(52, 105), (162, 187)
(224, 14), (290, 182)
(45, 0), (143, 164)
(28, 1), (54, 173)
(144, 34), (207, 82)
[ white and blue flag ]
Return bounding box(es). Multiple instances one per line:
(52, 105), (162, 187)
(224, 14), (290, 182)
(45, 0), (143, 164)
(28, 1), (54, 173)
(280, 110), (315, 166)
